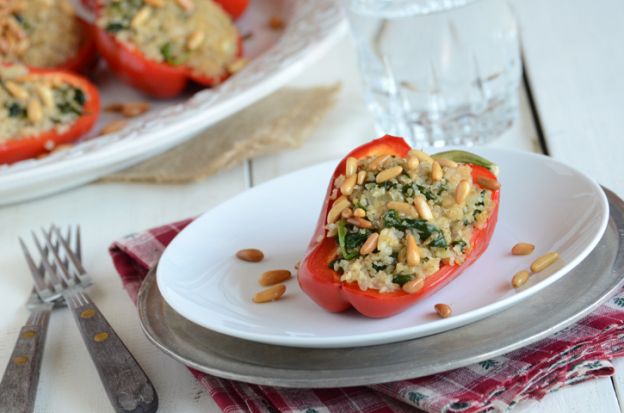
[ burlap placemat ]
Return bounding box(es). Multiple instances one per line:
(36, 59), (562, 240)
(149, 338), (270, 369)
(100, 84), (340, 183)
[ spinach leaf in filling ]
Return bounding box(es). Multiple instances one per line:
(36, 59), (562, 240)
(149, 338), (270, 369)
(337, 220), (371, 260)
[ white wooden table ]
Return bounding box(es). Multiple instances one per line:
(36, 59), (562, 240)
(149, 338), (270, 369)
(1, 0), (623, 411)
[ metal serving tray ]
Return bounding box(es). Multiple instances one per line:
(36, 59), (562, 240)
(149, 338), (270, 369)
(137, 188), (624, 388)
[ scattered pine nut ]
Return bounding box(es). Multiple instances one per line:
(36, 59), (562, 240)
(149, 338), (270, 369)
(347, 217), (372, 229)
(235, 248), (264, 262)
(476, 176), (501, 191)
(530, 252), (560, 273)
(406, 233), (420, 266)
(353, 208), (366, 218)
(414, 197), (433, 220)
(511, 243), (535, 256)
(106, 102), (151, 117)
(455, 180), (470, 204)
(359, 233), (379, 255)
(437, 158), (458, 168)
(431, 161), (443, 181)
(99, 120), (128, 136)
(175, 0), (195, 11)
(356, 170), (367, 185)
(376, 166), (403, 183)
(369, 155), (390, 170)
(408, 149), (433, 162)
(187, 30), (205, 50)
(511, 270), (530, 288)
(407, 156), (419, 170)
(5, 81), (28, 100)
(435, 303), (452, 318)
(259, 270), (291, 286)
(340, 173), (357, 196)
(402, 278), (424, 294)
(340, 207), (353, 219)
(144, 0), (164, 6)
(27, 99), (43, 123)
(327, 196), (351, 224)
(35, 85), (55, 110)
(131, 7), (151, 29)
(387, 201), (418, 217)
(268, 16), (285, 30)
(253, 284), (286, 303)
(345, 156), (358, 177)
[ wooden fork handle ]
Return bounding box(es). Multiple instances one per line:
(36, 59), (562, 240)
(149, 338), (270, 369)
(0, 306), (52, 413)
(66, 290), (158, 413)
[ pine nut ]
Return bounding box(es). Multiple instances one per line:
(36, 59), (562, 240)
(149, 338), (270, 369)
(144, 0), (164, 6)
(260, 270), (291, 286)
(107, 102), (152, 117)
(340, 173), (357, 196)
(511, 243), (535, 256)
(353, 208), (366, 218)
(175, 0), (195, 11)
(341, 208), (353, 219)
(359, 233), (379, 255)
(387, 201), (417, 217)
(357, 170), (366, 185)
(414, 197), (433, 220)
(455, 180), (470, 204)
(35, 85), (54, 110)
(407, 156), (419, 170)
(131, 7), (151, 28)
(402, 278), (424, 294)
(347, 217), (372, 229)
(99, 120), (128, 136)
(530, 252), (560, 273)
(27, 99), (42, 123)
(187, 30), (205, 50)
(431, 161), (443, 181)
(406, 233), (420, 266)
(476, 176), (501, 191)
(327, 196), (351, 224)
(511, 270), (529, 288)
(345, 157), (358, 177)
(369, 155), (390, 170)
(376, 166), (403, 183)
(252, 284), (286, 303)
(408, 149), (433, 162)
(5, 81), (28, 100)
(437, 158), (458, 168)
(235, 248), (264, 262)
(435, 303), (452, 318)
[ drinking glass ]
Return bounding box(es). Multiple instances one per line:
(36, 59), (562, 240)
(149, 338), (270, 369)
(341, 0), (521, 146)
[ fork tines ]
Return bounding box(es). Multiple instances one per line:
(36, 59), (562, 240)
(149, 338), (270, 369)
(19, 225), (91, 303)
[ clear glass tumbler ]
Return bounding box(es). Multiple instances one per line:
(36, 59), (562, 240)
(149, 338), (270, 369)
(341, 0), (521, 147)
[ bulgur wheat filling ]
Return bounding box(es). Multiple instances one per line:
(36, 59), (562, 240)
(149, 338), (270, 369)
(98, 0), (240, 81)
(0, 0), (84, 68)
(0, 66), (87, 141)
(327, 152), (496, 293)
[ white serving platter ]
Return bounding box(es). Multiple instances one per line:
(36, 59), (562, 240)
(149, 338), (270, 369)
(0, 0), (345, 205)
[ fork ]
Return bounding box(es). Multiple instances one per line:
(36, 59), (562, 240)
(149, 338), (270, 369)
(23, 225), (158, 413)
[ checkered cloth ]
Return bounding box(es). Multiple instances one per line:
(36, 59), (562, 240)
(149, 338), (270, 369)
(109, 219), (624, 413)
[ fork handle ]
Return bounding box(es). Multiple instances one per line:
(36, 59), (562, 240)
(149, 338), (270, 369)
(66, 290), (158, 413)
(0, 306), (52, 413)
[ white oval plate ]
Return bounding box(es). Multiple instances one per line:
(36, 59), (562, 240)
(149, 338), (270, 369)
(156, 147), (609, 348)
(0, 0), (344, 205)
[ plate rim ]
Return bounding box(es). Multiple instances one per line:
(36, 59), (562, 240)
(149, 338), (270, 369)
(156, 147), (610, 348)
(138, 186), (624, 387)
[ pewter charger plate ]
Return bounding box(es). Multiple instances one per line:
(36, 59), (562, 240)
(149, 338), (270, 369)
(137, 188), (624, 388)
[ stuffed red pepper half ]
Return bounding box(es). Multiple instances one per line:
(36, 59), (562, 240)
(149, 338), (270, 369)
(0, 0), (97, 73)
(298, 135), (501, 318)
(0, 65), (100, 164)
(94, 0), (244, 98)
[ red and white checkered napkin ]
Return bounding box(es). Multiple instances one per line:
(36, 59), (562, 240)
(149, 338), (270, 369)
(109, 219), (624, 413)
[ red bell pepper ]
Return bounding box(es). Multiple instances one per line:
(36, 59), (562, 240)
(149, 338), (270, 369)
(297, 135), (501, 318)
(54, 18), (98, 73)
(0, 68), (100, 165)
(94, 4), (243, 98)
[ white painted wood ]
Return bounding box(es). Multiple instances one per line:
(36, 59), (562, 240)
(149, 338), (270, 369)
(0, 23), (618, 413)
(512, 0), (624, 196)
(513, 0), (624, 411)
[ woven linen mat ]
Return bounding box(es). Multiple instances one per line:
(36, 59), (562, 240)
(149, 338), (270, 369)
(100, 84), (340, 183)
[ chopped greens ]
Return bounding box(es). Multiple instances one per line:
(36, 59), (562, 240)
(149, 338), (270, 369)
(383, 210), (448, 248)
(6, 102), (26, 118)
(337, 220), (371, 260)
(392, 274), (414, 286)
